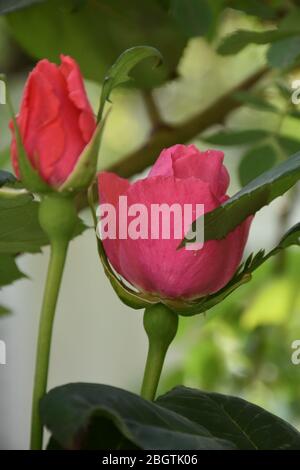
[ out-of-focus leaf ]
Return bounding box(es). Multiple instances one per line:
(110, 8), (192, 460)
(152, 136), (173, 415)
(156, 387), (300, 450)
(229, 0), (277, 20)
(217, 29), (290, 55)
(267, 36), (300, 69)
(169, 0), (213, 38)
(202, 129), (269, 146)
(41, 383), (234, 450)
(241, 278), (295, 329)
(277, 136), (300, 156)
(98, 46), (163, 121)
(6, 0), (185, 88)
(0, 254), (25, 287)
(218, 8), (300, 57)
(183, 150), (300, 243)
(233, 91), (278, 112)
(238, 144), (277, 186)
(0, 305), (10, 316)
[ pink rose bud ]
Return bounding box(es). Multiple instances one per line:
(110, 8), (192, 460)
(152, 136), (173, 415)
(98, 144), (252, 300)
(10, 55), (96, 189)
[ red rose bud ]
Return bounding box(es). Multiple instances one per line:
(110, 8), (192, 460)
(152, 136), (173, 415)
(98, 144), (252, 300)
(10, 55), (99, 192)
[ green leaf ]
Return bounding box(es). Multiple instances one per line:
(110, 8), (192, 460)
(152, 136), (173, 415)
(217, 29), (290, 55)
(156, 387), (300, 450)
(231, 0), (278, 20)
(169, 0), (213, 38)
(233, 91), (278, 112)
(174, 223), (300, 316)
(202, 129), (269, 146)
(0, 187), (85, 254)
(59, 122), (103, 192)
(0, 188), (47, 253)
(277, 136), (300, 156)
(0, 0), (44, 14)
(6, 0), (181, 88)
(97, 237), (160, 310)
(267, 36), (300, 69)
(41, 383), (235, 450)
(186, 150), (300, 243)
(218, 9), (300, 57)
(0, 254), (25, 287)
(0, 170), (16, 188)
(98, 46), (163, 121)
(238, 144), (277, 186)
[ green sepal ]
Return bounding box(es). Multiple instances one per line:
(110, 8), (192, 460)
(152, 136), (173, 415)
(59, 121), (103, 194)
(97, 222), (300, 316)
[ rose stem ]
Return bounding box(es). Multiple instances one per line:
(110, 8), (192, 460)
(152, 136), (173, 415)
(30, 195), (77, 450)
(140, 304), (178, 401)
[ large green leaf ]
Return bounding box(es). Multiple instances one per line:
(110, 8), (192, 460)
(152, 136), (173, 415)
(156, 387), (300, 450)
(41, 383), (234, 450)
(0, 188), (48, 253)
(184, 150), (300, 244)
(0, 254), (25, 287)
(98, 46), (163, 121)
(0, 187), (85, 254)
(5, 0), (185, 87)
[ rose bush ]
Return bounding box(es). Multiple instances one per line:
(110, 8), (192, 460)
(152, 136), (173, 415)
(98, 144), (252, 299)
(10, 55), (96, 188)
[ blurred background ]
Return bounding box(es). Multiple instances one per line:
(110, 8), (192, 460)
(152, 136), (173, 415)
(1, 0), (300, 449)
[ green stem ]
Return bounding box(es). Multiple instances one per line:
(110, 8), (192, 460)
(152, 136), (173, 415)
(141, 304), (178, 401)
(30, 239), (68, 450)
(30, 195), (77, 450)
